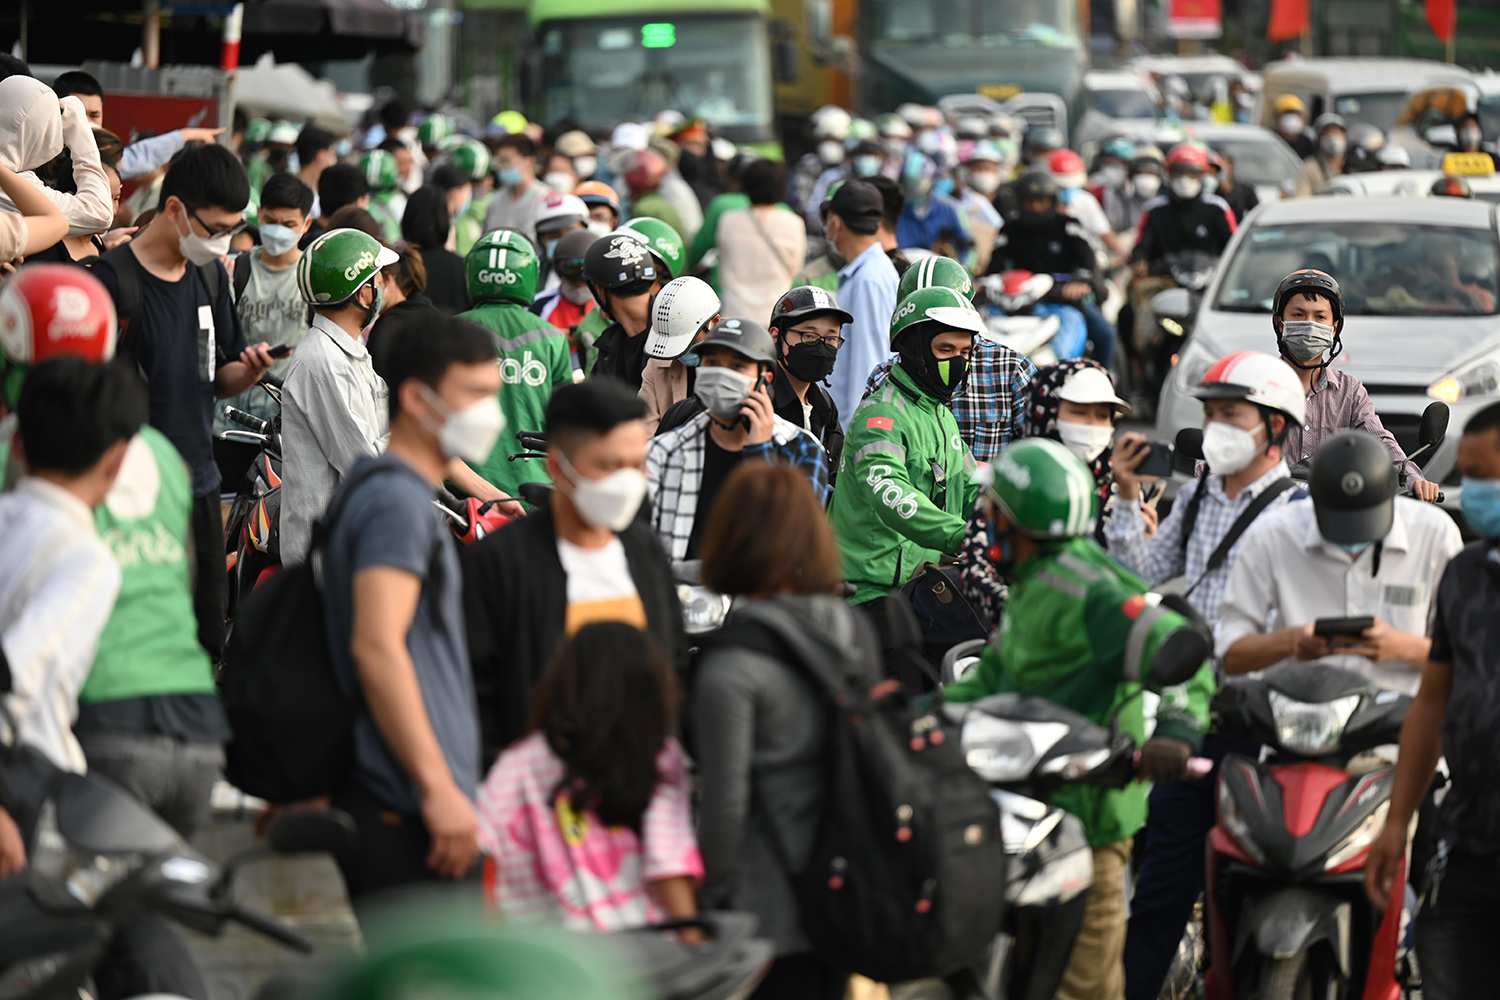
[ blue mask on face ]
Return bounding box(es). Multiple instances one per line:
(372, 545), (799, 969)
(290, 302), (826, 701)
(933, 176), (955, 198)
(854, 155), (883, 178)
(1335, 540), (1372, 556)
(1463, 477), (1500, 538)
(497, 166), (524, 187)
(1058, 186), (1077, 205)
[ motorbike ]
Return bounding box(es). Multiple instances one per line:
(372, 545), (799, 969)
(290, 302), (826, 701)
(1204, 664), (1412, 1000)
(1146, 251), (1221, 413)
(977, 271), (1088, 367)
(1283, 401), (1448, 504)
(673, 559), (732, 638)
(221, 386), (284, 623)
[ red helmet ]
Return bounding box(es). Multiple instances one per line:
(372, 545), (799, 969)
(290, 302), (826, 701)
(1045, 148), (1086, 187)
(1165, 143), (1211, 173)
(0, 263), (117, 366)
(623, 149), (668, 193)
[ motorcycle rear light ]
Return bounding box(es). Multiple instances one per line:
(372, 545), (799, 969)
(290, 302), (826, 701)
(1268, 692), (1362, 756)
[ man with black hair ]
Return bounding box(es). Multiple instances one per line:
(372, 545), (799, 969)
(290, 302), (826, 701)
(867, 174), (910, 277)
(0, 355), (147, 772)
(429, 163), (473, 231)
(294, 126), (338, 218)
(321, 314), (499, 903)
(463, 377), (684, 759)
(52, 70), (225, 180)
(304, 162), (370, 248)
(482, 132), (552, 243)
(95, 142), (275, 659)
(825, 179), (900, 428)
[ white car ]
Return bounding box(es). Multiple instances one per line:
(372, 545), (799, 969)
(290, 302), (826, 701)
(1155, 195), (1500, 501)
(1075, 71), (1162, 153)
(1323, 168), (1500, 201)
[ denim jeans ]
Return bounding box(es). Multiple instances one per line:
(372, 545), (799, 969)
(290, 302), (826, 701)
(1416, 848), (1500, 1000)
(1077, 300), (1118, 369)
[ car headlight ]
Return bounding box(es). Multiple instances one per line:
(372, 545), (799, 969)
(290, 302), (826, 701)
(1268, 691), (1362, 756)
(1175, 340), (1216, 392)
(962, 717), (1069, 783)
(1217, 779), (1267, 865)
(677, 584), (730, 635)
(1325, 799), (1390, 872)
(27, 801), (142, 911)
(1429, 356), (1500, 403)
(1011, 845), (1094, 906)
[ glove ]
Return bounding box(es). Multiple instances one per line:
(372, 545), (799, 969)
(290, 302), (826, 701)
(1137, 736), (1192, 783)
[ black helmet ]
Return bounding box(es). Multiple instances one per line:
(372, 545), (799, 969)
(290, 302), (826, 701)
(1309, 430), (1397, 544)
(1022, 126), (1064, 163)
(769, 285), (853, 333)
(584, 233), (661, 291)
(1431, 174), (1473, 199)
(1274, 268), (1344, 329)
(552, 228), (599, 282)
(684, 317), (778, 366)
(1013, 170), (1060, 204)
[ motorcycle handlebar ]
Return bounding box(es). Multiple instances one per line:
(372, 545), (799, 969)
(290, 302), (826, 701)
(223, 406), (269, 434)
(231, 905), (313, 953)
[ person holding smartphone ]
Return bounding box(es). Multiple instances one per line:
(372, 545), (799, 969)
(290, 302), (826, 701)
(645, 318), (829, 561)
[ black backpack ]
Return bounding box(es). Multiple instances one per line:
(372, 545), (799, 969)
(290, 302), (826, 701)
(732, 601), (1007, 982)
(219, 462), (389, 803)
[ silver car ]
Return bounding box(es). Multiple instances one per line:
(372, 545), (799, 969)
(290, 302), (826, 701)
(1154, 195), (1500, 500)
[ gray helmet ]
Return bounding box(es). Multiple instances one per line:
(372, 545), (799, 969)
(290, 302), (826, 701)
(1023, 126), (1064, 163)
(684, 317), (778, 365)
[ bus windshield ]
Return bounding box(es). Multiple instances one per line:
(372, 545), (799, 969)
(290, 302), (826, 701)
(538, 16), (773, 132)
(871, 0), (1080, 48)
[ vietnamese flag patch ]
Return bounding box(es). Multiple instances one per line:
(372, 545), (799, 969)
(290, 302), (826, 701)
(1121, 594), (1147, 620)
(866, 416), (894, 430)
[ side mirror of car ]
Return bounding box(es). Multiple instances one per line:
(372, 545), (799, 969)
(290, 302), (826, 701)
(1151, 287), (1193, 323)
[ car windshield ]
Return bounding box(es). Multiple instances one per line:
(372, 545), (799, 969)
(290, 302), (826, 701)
(1333, 92), (1409, 133)
(1215, 222), (1500, 317)
(538, 16), (772, 131)
(872, 0), (1080, 48)
(1090, 88), (1158, 119)
(1208, 137), (1300, 186)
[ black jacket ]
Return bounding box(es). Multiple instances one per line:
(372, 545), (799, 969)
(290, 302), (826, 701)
(1218, 182), (1260, 225)
(461, 497), (686, 759)
(987, 213), (1095, 285)
(420, 247), (472, 315)
(592, 322), (649, 391)
(1132, 195), (1236, 275)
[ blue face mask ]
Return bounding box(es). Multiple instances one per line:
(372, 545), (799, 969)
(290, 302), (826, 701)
(497, 166), (524, 187)
(853, 155), (883, 178)
(1335, 540), (1372, 556)
(1058, 186), (1077, 205)
(933, 176), (955, 198)
(1463, 477), (1500, 538)
(335, 138), (353, 158)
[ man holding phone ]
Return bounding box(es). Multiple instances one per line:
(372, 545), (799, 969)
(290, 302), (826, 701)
(645, 319), (829, 560)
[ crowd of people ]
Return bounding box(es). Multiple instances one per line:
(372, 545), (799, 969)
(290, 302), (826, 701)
(0, 50), (1496, 1000)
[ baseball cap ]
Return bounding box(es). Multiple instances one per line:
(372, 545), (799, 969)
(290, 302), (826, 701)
(554, 130), (596, 157)
(826, 179), (883, 227)
(1056, 365), (1132, 416)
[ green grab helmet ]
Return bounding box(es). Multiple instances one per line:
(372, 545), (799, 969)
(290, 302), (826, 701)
(417, 114), (454, 148)
(439, 135), (491, 181)
(466, 229), (540, 305)
(244, 118), (273, 144)
(889, 285), (984, 346)
(983, 437), (1099, 540)
(297, 228), (399, 306)
(360, 149), (400, 192)
(617, 217), (685, 278)
(898, 254), (975, 303)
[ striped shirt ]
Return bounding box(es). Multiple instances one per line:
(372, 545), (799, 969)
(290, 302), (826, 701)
(279, 314), (389, 565)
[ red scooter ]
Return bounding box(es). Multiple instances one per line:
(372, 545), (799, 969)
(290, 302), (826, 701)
(1204, 663), (1411, 1000)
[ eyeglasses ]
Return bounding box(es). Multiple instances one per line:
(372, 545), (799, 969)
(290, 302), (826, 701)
(189, 206), (249, 239)
(789, 327), (845, 349)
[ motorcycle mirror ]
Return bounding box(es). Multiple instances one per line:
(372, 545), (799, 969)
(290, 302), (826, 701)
(1174, 427), (1204, 464)
(266, 807), (358, 857)
(1418, 401), (1449, 449)
(1150, 287), (1193, 323)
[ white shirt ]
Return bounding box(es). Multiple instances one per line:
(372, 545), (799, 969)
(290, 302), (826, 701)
(280, 314), (390, 565)
(1063, 188), (1113, 240)
(556, 537), (646, 635)
(1215, 497), (1463, 695)
(0, 478), (121, 772)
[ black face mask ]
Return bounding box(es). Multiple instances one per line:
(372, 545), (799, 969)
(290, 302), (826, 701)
(898, 327), (968, 401)
(783, 339), (839, 384)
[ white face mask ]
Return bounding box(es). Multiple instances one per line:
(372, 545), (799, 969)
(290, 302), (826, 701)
(420, 385), (506, 465)
(1170, 174), (1203, 200)
(1201, 420), (1264, 475)
(560, 281), (594, 305)
(1097, 164), (1127, 190)
(817, 140), (846, 166)
(1133, 174), (1161, 199)
(966, 169), (1001, 194)
(175, 208), (234, 266)
(555, 450), (648, 531)
(694, 365), (757, 420)
(587, 219), (614, 238)
(259, 222), (300, 257)
(1461, 128), (1484, 149)
(1202, 174), (1220, 196)
(1279, 113), (1305, 136)
(573, 155), (598, 180)
(542, 171), (576, 194)
(1057, 420), (1114, 463)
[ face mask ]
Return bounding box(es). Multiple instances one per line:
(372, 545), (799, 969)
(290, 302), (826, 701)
(1279, 319), (1335, 363)
(560, 281), (593, 305)
(498, 166), (524, 187)
(1170, 174), (1203, 200)
(1461, 128), (1484, 150)
(1097, 164), (1127, 190)
(1133, 174), (1161, 199)
(818, 140), (846, 166)
(854, 155), (884, 178)
(259, 222), (300, 257)
(1058, 186), (1077, 205)
(542, 238), (560, 261)
(1335, 540), (1371, 556)
(967, 169), (1001, 194)
(1320, 134), (1347, 160)
(1279, 113), (1305, 136)
(694, 365), (757, 420)
(1201, 420), (1264, 475)
(1057, 420), (1114, 463)
(1202, 174), (1220, 196)
(542, 171), (575, 194)
(174, 208), (234, 267)
(574, 156), (597, 180)
(933, 176), (955, 199)
(418, 385), (506, 464)
(587, 219), (613, 238)
(335, 138), (353, 158)
(555, 450), (648, 531)
(1462, 477), (1500, 538)
(783, 339), (839, 383)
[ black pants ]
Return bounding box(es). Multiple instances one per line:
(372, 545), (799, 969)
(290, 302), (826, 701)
(1416, 849), (1500, 1000)
(330, 778), (479, 917)
(750, 953), (847, 1000)
(190, 491), (227, 660)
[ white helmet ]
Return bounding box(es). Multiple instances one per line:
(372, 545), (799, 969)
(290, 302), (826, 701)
(811, 106), (853, 141)
(897, 103), (929, 128)
(647, 276), (721, 360)
(535, 192), (589, 235)
(1192, 350), (1306, 427)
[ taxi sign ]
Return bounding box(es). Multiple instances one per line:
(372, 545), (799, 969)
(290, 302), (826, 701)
(1442, 151), (1495, 177)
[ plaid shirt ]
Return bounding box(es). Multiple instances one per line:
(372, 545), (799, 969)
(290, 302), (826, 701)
(865, 339), (1036, 463)
(646, 410), (830, 561)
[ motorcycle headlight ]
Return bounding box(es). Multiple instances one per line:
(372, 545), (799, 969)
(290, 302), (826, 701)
(677, 584), (731, 635)
(1011, 845), (1093, 906)
(1429, 356), (1500, 403)
(962, 717), (1068, 783)
(1038, 747), (1112, 780)
(1217, 779), (1267, 865)
(1325, 799), (1390, 872)
(1268, 691), (1362, 756)
(27, 801), (142, 911)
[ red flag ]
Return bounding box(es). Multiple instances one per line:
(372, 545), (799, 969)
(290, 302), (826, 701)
(1267, 0), (1309, 41)
(1427, 0), (1456, 43)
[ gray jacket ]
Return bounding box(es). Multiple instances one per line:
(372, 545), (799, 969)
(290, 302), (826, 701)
(692, 595), (862, 955)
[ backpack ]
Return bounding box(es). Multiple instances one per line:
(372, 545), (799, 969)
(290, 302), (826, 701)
(218, 462), (389, 803)
(732, 601), (1007, 982)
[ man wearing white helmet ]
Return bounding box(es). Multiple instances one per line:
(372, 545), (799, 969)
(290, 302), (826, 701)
(533, 191), (590, 294)
(955, 142), (1005, 271)
(790, 106), (853, 220)
(639, 276), (721, 434)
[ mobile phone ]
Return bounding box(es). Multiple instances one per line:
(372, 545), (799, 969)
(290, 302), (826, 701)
(266, 343), (294, 358)
(1135, 440), (1175, 479)
(1313, 616), (1375, 640)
